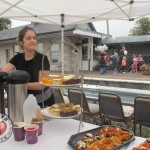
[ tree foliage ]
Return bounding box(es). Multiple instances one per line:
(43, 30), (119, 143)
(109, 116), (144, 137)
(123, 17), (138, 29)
(0, 18), (11, 31)
(129, 17), (150, 36)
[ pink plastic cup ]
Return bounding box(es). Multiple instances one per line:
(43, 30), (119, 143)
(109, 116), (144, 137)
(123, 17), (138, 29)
(31, 121), (43, 136)
(24, 124), (39, 144)
(13, 122), (26, 141)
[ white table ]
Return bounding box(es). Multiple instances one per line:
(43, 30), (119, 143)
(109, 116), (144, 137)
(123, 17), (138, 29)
(1, 119), (146, 150)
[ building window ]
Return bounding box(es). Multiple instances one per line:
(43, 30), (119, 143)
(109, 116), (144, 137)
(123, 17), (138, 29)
(13, 45), (19, 55)
(37, 43), (43, 53)
(6, 49), (10, 63)
(50, 44), (59, 63)
(82, 46), (88, 61)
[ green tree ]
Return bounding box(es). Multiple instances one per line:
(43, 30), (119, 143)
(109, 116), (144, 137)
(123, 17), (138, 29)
(0, 18), (11, 31)
(129, 17), (150, 36)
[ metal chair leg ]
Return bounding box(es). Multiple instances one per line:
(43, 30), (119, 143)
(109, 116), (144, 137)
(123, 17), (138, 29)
(134, 122), (136, 136)
(140, 124), (142, 137)
(92, 113), (100, 124)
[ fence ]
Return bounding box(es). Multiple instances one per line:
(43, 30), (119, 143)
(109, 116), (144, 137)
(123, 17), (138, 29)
(89, 53), (150, 73)
(50, 53), (150, 90)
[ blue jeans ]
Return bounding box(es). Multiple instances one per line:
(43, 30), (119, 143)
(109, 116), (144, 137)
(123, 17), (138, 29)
(100, 67), (106, 74)
(114, 67), (117, 73)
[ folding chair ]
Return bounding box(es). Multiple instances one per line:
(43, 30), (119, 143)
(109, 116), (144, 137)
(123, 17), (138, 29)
(97, 92), (134, 129)
(68, 89), (99, 123)
(134, 95), (150, 136)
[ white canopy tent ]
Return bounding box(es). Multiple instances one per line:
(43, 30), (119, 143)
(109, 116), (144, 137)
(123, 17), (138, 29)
(1, 0), (150, 74)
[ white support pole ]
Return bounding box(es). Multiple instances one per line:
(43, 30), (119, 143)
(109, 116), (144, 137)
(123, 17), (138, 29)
(61, 27), (64, 75)
(88, 37), (91, 71)
(61, 14), (65, 75)
(90, 37), (93, 71)
(106, 20), (109, 35)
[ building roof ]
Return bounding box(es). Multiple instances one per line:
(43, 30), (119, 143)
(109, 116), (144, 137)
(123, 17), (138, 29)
(103, 35), (150, 44)
(0, 22), (102, 42)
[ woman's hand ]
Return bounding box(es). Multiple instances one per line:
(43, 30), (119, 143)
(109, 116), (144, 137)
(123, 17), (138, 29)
(27, 70), (50, 90)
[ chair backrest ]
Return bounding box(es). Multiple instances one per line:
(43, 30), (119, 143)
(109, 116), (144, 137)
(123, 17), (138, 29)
(99, 92), (125, 122)
(68, 89), (90, 114)
(51, 88), (65, 103)
(134, 96), (150, 126)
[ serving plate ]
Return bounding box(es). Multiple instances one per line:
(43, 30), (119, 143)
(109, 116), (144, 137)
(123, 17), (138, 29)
(132, 138), (150, 150)
(40, 81), (81, 88)
(68, 125), (135, 150)
(41, 107), (81, 119)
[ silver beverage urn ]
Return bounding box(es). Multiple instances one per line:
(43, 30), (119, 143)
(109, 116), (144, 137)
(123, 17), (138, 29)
(0, 71), (8, 114)
(6, 70), (31, 123)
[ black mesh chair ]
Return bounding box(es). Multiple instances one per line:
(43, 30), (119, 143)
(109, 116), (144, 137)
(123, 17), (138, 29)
(97, 92), (134, 129)
(51, 88), (65, 103)
(134, 95), (150, 136)
(68, 89), (99, 123)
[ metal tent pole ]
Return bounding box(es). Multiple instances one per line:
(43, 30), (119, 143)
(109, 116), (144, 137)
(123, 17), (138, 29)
(106, 20), (110, 35)
(61, 14), (65, 75)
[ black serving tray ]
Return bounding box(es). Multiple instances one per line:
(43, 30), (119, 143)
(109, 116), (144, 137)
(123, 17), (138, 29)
(68, 125), (135, 150)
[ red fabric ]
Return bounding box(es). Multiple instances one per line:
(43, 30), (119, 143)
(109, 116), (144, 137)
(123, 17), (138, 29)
(104, 55), (109, 62)
(132, 63), (137, 69)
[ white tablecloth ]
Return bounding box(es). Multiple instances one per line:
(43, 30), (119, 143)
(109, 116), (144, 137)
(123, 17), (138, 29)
(1, 119), (146, 150)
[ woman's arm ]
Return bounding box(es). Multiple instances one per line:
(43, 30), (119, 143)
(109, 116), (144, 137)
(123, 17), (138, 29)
(1, 63), (15, 73)
(27, 70), (50, 90)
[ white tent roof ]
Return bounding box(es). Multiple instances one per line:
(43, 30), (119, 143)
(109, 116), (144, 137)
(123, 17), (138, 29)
(0, 0), (150, 26)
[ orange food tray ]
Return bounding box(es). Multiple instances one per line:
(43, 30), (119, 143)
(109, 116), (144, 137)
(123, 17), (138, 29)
(132, 138), (150, 150)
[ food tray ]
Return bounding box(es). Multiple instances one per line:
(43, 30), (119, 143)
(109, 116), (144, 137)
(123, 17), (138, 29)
(68, 125), (135, 150)
(41, 107), (81, 119)
(132, 138), (150, 150)
(40, 81), (81, 88)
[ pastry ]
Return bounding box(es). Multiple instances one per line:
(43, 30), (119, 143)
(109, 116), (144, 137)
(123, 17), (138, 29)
(60, 109), (78, 117)
(66, 103), (74, 108)
(49, 107), (60, 116)
(75, 105), (81, 112)
(52, 79), (63, 85)
(68, 75), (75, 79)
(49, 103), (79, 117)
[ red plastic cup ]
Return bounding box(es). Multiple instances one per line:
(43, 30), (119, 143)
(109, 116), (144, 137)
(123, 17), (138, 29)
(24, 124), (39, 144)
(31, 121), (43, 136)
(13, 122), (26, 141)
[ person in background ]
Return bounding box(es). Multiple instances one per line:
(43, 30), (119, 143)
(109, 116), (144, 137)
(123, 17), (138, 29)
(99, 50), (107, 74)
(120, 46), (128, 58)
(2, 26), (55, 108)
(121, 56), (127, 73)
(130, 54), (138, 73)
(138, 53), (143, 65)
(104, 53), (109, 67)
(110, 49), (119, 74)
(119, 46), (128, 72)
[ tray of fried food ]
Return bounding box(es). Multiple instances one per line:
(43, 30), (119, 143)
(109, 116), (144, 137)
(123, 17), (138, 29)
(68, 125), (135, 150)
(132, 138), (150, 150)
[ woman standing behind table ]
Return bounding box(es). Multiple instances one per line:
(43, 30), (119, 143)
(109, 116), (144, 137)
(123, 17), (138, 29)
(2, 26), (55, 108)
(110, 49), (119, 74)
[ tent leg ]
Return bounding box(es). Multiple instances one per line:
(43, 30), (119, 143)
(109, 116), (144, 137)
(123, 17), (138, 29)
(61, 27), (64, 75)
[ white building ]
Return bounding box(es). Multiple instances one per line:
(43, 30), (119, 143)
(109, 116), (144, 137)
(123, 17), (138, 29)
(0, 22), (109, 71)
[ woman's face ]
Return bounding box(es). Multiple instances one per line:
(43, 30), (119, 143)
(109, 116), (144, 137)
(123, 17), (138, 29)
(20, 30), (37, 51)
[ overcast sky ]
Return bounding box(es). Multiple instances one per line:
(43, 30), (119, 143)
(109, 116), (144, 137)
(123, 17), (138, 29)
(11, 19), (136, 37)
(93, 20), (136, 37)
